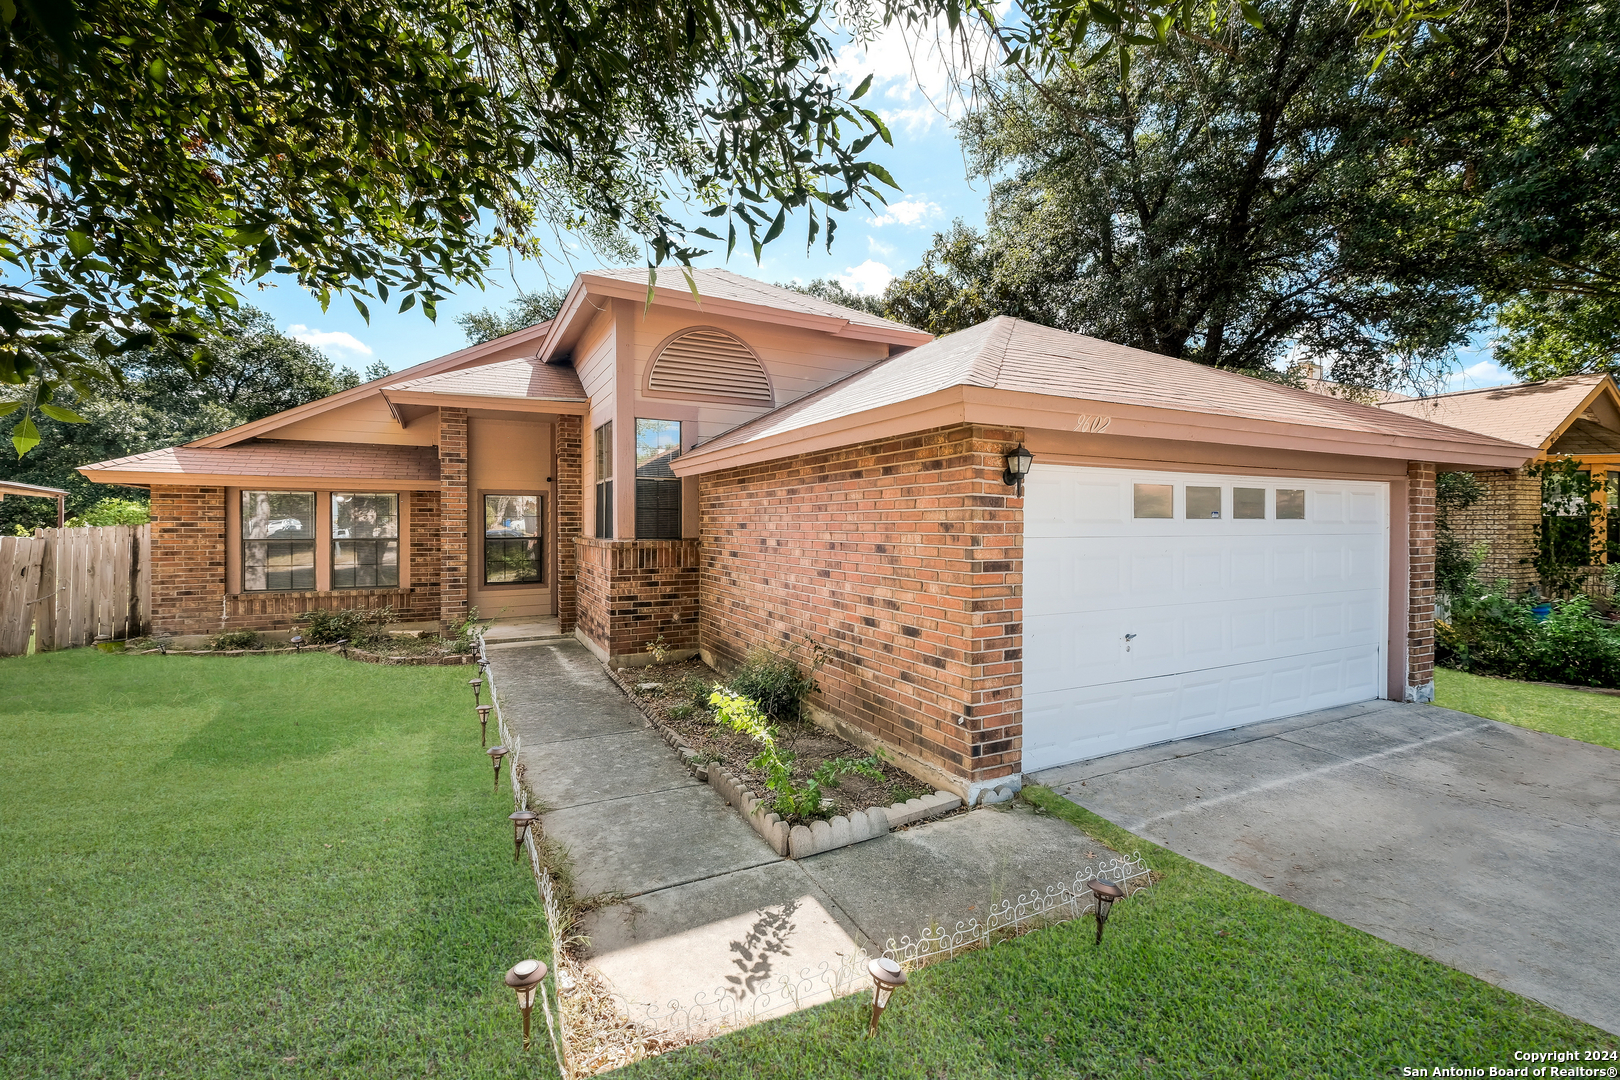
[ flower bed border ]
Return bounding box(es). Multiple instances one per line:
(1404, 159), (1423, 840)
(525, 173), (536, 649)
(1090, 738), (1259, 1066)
(127, 646), (475, 665)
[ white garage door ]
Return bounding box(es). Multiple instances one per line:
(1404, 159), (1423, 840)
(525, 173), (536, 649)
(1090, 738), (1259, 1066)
(1021, 464), (1388, 772)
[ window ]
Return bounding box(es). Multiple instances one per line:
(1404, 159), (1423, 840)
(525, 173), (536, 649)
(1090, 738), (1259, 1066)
(1133, 483), (1173, 519)
(1277, 489), (1306, 519)
(484, 494), (543, 584)
(1186, 486), (1222, 519)
(593, 421), (613, 538)
(242, 491), (315, 591)
(332, 493), (399, 589)
(1233, 487), (1266, 519)
(635, 419), (682, 539)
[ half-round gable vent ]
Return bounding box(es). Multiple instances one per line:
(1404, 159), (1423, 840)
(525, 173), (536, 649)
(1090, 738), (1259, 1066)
(647, 327), (773, 406)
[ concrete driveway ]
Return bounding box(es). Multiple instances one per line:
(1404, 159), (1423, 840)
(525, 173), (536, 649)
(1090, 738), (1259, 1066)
(1029, 699), (1620, 1036)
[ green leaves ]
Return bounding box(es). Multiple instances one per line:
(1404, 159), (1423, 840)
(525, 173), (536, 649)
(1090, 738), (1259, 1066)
(36, 403), (87, 423)
(11, 413), (39, 458)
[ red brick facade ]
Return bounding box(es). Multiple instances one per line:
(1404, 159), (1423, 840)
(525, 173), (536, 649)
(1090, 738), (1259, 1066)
(1408, 462), (1437, 702)
(439, 408), (470, 630)
(555, 414), (584, 633)
(149, 485), (227, 635)
(574, 538), (700, 662)
(408, 488), (441, 610)
(696, 424), (1024, 796)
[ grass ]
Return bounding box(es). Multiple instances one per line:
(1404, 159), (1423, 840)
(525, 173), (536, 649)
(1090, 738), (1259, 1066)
(1436, 666), (1620, 752)
(0, 649), (556, 1080)
(618, 788), (1617, 1080)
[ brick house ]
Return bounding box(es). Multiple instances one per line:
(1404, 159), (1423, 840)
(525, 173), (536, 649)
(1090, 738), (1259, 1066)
(1374, 375), (1620, 594)
(80, 270), (1533, 802)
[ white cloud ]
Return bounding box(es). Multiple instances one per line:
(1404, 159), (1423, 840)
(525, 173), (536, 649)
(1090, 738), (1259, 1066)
(1443, 359), (1516, 392)
(287, 324), (373, 358)
(838, 259), (895, 296)
(867, 235), (896, 256)
(869, 198), (943, 228)
(833, 13), (1000, 134)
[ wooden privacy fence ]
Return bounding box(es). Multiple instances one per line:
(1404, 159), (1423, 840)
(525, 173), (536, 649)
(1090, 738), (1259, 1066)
(0, 525), (150, 656)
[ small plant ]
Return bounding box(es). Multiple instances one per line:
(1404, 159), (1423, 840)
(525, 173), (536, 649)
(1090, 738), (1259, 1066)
(708, 687), (883, 821)
(668, 702), (695, 721)
(644, 634), (670, 665)
(210, 629), (262, 650)
(447, 608), (490, 654)
(728, 639), (828, 724)
(677, 671), (714, 706)
(297, 606), (396, 646)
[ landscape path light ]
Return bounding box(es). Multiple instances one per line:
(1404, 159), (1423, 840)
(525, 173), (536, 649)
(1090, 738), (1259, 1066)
(469, 677), (483, 707)
(1088, 877), (1125, 945)
(1002, 443), (1035, 496)
(509, 810), (539, 862)
(476, 704), (493, 746)
(335, 637), (350, 659)
(487, 745), (510, 792)
(503, 959), (548, 1050)
(867, 956), (908, 1035)
(289, 633), (305, 653)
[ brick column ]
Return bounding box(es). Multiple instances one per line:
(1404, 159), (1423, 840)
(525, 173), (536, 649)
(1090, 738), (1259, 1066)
(1408, 462), (1437, 703)
(149, 485), (227, 635)
(555, 414), (583, 633)
(439, 408), (470, 631)
(407, 488), (441, 623)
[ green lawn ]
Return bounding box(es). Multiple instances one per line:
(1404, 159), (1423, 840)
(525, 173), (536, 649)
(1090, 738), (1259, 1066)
(0, 649), (555, 1079)
(1436, 667), (1620, 751)
(619, 790), (1617, 1080)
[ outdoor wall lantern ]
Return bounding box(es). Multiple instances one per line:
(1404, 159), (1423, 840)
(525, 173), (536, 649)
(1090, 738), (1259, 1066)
(469, 677), (483, 707)
(1002, 444), (1035, 496)
(289, 633), (305, 653)
(476, 704), (494, 746)
(1088, 877), (1126, 945)
(487, 745), (510, 791)
(504, 959), (548, 1050)
(867, 956), (908, 1035)
(509, 810), (540, 862)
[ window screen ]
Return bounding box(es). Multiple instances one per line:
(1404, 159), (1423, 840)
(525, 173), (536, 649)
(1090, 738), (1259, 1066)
(1233, 487), (1266, 519)
(1277, 489), (1306, 519)
(1133, 483), (1173, 519)
(332, 493), (399, 589)
(635, 419), (682, 539)
(593, 421), (614, 538)
(484, 494), (542, 584)
(242, 491), (315, 592)
(1186, 486), (1222, 519)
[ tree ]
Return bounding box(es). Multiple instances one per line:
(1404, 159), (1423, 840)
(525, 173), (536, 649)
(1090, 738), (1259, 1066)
(455, 291), (568, 346)
(885, 0), (1487, 387)
(777, 278), (891, 319)
(1494, 295), (1620, 381)
(0, 308), (361, 531)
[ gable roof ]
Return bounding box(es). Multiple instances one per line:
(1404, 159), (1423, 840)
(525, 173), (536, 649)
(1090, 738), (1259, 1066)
(674, 317), (1537, 473)
(1375, 374), (1618, 451)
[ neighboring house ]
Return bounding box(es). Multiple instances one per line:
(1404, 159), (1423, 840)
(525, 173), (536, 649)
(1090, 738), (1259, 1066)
(79, 269), (1532, 803)
(1374, 375), (1620, 594)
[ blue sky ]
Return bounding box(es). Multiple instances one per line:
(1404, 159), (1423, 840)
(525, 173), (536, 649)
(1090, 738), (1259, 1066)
(250, 26), (1514, 394)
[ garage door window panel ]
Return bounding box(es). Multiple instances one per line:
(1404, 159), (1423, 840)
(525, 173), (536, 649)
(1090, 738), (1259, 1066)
(1186, 486), (1223, 519)
(1234, 487), (1266, 519)
(1277, 489), (1307, 519)
(1134, 484), (1173, 518)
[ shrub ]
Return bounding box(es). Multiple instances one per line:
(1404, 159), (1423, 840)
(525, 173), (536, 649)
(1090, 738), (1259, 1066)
(297, 606), (396, 646)
(1439, 586), (1620, 688)
(708, 687), (882, 821)
(728, 641), (826, 724)
(210, 629), (262, 650)
(64, 497), (150, 528)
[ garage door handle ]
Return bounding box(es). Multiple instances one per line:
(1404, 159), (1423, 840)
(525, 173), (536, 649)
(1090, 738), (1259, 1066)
(1124, 634), (1137, 641)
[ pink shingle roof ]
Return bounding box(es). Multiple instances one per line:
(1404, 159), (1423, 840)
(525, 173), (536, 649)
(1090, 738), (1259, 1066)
(79, 441), (439, 480)
(389, 357), (585, 400)
(684, 316), (1535, 460)
(1376, 375), (1610, 450)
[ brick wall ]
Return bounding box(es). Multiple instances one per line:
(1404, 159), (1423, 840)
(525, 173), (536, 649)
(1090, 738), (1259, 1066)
(149, 485), (227, 634)
(697, 423), (1024, 796)
(439, 408), (469, 630)
(1447, 467), (1539, 594)
(408, 488), (440, 617)
(556, 414), (583, 633)
(574, 538), (700, 661)
(1408, 462), (1437, 702)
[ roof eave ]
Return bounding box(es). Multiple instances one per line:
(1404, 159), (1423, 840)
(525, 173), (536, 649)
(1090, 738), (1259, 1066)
(383, 389), (587, 414)
(77, 467), (441, 490)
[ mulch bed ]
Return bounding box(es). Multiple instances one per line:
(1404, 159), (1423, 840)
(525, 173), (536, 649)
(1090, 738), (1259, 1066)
(609, 658), (936, 819)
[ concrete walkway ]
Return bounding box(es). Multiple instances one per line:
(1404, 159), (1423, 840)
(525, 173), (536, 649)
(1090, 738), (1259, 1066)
(1031, 699), (1620, 1036)
(490, 639), (1110, 1024)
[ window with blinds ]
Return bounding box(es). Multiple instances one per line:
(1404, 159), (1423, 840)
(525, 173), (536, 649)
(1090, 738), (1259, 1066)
(646, 327), (773, 406)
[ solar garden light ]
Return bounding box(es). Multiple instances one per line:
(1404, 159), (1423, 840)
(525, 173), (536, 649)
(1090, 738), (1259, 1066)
(487, 745), (510, 791)
(289, 632), (305, 653)
(1088, 877), (1126, 945)
(503, 959), (548, 1050)
(476, 704), (494, 746)
(867, 957), (908, 1035)
(509, 810), (540, 862)
(477, 657), (491, 676)
(469, 677), (483, 707)
(1002, 443), (1035, 496)
(335, 637), (350, 658)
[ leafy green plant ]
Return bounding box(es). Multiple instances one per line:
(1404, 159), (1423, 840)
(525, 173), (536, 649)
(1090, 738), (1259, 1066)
(1435, 471), (1485, 598)
(728, 640), (827, 724)
(708, 687), (882, 821)
(1438, 585), (1620, 688)
(209, 629), (262, 651)
(644, 634), (670, 665)
(297, 606), (396, 647)
(668, 703), (695, 722)
(447, 608), (490, 654)
(1527, 457), (1605, 596)
(64, 497), (150, 528)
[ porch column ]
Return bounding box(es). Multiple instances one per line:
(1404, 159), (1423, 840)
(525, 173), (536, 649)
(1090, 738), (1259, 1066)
(556, 414), (583, 633)
(439, 408), (470, 631)
(1407, 461), (1437, 703)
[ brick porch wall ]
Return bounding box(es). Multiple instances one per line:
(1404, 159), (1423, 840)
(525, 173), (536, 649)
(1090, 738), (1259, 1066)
(149, 485), (227, 634)
(439, 407), (470, 630)
(1408, 462), (1437, 703)
(556, 414), (583, 633)
(1447, 467), (1539, 594)
(697, 423), (1024, 798)
(574, 538), (701, 661)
